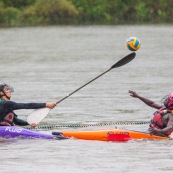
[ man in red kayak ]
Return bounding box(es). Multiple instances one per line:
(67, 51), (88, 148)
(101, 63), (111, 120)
(0, 83), (56, 127)
(129, 90), (173, 136)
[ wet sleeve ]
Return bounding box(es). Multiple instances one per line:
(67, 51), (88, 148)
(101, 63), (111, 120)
(13, 115), (29, 126)
(5, 101), (46, 111)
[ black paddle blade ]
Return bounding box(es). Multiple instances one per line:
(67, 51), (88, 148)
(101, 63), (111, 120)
(111, 52), (136, 69)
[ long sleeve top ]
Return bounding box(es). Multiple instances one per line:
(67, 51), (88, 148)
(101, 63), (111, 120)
(0, 101), (46, 125)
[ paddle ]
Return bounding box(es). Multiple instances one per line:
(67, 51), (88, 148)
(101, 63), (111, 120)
(27, 52), (136, 125)
(107, 133), (132, 142)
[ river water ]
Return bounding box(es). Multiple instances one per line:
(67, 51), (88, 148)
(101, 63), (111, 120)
(0, 25), (173, 173)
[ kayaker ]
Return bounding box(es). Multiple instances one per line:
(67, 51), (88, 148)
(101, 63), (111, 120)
(0, 83), (57, 127)
(128, 90), (173, 136)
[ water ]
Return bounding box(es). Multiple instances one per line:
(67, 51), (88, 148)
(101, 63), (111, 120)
(0, 25), (173, 173)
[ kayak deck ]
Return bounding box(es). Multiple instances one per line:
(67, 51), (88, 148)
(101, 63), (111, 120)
(56, 128), (169, 141)
(0, 126), (66, 139)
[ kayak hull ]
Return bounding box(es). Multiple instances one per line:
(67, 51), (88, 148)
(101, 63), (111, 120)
(0, 126), (54, 139)
(58, 128), (169, 141)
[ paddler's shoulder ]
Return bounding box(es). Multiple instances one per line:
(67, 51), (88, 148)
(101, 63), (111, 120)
(0, 100), (16, 105)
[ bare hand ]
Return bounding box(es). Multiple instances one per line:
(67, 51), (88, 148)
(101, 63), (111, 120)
(46, 102), (57, 109)
(31, 123), (38, 128)
(148, 127), (161, 134)
(128, 90), (139, 98)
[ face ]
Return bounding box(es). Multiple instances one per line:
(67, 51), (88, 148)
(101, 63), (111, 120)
(163, 97), (169, 108)
(163, 96), (173, 109)
(3, 85), (12, 99)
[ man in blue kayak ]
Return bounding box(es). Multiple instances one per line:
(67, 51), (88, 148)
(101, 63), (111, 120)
(129, 90), (173, 136)
(0, 83), (56, 127)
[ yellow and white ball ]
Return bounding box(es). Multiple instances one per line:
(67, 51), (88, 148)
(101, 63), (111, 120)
(126, 37), (141, 51)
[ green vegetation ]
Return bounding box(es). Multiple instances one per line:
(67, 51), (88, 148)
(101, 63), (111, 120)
(0, 0), (172, 27)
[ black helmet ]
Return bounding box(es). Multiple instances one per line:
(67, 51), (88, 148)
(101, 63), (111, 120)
(0, 83), (14, 92)
(0, 84), (5, 91)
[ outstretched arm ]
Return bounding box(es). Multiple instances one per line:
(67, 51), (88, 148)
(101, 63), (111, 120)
(128, 90), (162, 110)
(13, 113), (40, 127)
(4, 101), (57, 111)
(13, 113), (29, 126)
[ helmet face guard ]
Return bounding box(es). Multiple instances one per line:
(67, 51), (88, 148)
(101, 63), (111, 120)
(161, 95), (168, 103)
(0, 83), (14, 93)
(161, 93), (173, 109)
(168, 93), (173, 109)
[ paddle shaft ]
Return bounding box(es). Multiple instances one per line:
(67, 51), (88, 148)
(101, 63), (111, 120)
(56, 68), (111, 104)
(56, 52), (136, 104)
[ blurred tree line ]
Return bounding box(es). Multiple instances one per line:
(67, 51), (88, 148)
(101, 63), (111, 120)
(0, 0), (172, 27)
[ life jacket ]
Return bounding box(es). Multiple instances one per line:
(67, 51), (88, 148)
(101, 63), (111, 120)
(150, 107), (173, 135)
(0, 99), (14, 126)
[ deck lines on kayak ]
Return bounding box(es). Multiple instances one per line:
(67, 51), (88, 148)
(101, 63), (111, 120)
(25, 121), (150, 130)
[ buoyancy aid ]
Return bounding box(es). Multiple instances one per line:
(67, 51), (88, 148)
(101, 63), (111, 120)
(0, 99), (14, 126)
(150, 107), (173, 135)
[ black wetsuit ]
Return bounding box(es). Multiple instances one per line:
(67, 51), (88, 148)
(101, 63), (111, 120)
(0, 101), (46, 126)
